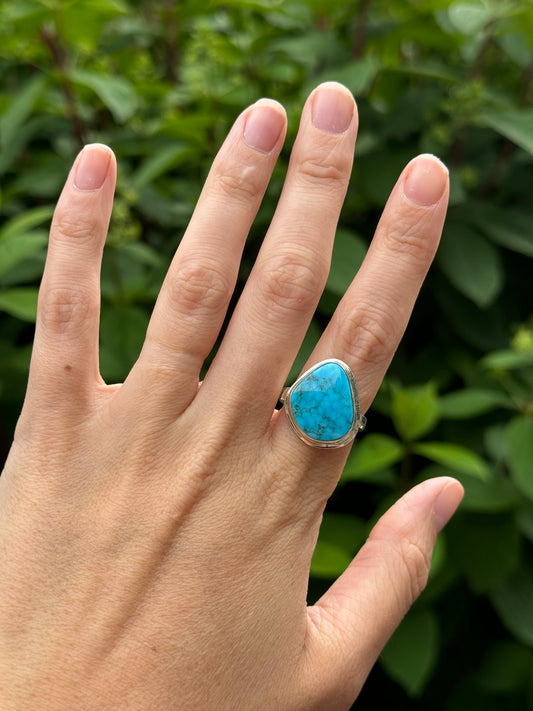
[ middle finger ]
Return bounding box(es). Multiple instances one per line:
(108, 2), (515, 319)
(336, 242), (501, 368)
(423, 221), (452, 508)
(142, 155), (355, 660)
(202, 83), (358, 419)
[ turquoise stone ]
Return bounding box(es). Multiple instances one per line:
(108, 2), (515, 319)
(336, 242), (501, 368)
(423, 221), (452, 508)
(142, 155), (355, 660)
(289, 361), (355, 443)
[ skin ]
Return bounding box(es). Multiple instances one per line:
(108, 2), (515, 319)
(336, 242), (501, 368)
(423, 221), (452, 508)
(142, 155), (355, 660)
(0, 82), (463, 710)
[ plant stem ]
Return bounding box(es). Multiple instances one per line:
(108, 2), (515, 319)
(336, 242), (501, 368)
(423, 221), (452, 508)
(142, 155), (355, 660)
(163, 0), (179, 85)
(450, 19), (495, 169)
(470, 20), (495, 80)
(482, 60), (533, 195)
(353, 0), (371, 59)
(400, 445), (413, 493)
(40, 23), (85, 148)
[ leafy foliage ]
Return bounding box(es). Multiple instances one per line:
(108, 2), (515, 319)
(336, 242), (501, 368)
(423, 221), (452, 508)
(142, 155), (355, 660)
(1, 0), (533, 708)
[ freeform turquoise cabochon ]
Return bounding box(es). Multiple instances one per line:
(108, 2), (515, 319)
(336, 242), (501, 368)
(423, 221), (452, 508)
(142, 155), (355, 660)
(287, 360), (356, 444)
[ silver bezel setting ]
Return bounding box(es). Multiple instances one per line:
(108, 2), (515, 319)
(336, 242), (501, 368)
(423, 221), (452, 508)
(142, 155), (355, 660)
(282, 359), (366, 449)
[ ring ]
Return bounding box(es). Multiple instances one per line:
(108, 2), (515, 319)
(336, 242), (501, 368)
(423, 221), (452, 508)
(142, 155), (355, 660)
(280, 359), (366, 449)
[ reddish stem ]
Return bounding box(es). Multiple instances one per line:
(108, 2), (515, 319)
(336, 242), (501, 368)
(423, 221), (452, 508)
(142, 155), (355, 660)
(41, 23), (85, 148)
(352, 0), (372, 59)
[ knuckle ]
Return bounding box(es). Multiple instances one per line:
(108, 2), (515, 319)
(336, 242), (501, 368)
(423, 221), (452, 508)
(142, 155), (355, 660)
(51, 207), (98, 245)
(140, 358), (183, 389)
(398, 538), (431, 604)
(215, 162), (265, 203)
(261, 252), (323, 315)
(383, 211), (436, 269)
(39, 285), (97, 336)
(133, 345), (200, 412)
(296, 151), (350, 189)
(252, 465), (314, 538)
(169, 259), (231, 318)
(338, 303), (396, 370)
(261, 468), (301, 520)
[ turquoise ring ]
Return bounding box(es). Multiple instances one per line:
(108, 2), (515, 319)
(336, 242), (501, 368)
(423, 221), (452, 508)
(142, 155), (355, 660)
(281, 359), (366, 449)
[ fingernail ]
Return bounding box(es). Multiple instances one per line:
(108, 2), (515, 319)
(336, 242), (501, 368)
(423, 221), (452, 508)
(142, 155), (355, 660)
(243, 100), (285, 154)
(74, 144), (112, 191)
(311, 83), (354, 134)
(433, 481), (464, 533)
(403, 154), (448, 206)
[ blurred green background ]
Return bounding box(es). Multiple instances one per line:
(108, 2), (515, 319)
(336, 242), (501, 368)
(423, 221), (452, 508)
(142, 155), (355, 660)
(1, 0), (533, 707)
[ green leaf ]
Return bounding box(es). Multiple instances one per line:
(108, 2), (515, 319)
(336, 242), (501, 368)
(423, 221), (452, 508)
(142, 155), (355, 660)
(448, 2), (493, 35)
(318, 512), (366, 551)
(311, 514), (367, 579)
(0, 254), (47, 289)
(434, 275), (508, 351)
(131, 143), (192, 189)
(99, 305), (149, 382)
(0, 231), (48, 278)
(498, 29), (532, 69)
(62, 0), (128, 50)
(419, 464), (518, 512)
(484, 423), (507, 463)
(2, 0), (50, 22)
(380, 609), (439, 697)
(481, 349), (533, 370)
(463, 203), (533, 259)
(480, 109), (533, 157)
(0, 207), (51, 280)
(391, 383), (440, 441)
(476, 641), (533, 693)
(0, 74), (47, 150)
(115, 242), (165, 268)
(216, 0), (290, 9)
(0, 287), (38, 321)
(447, 513), (521, 593)
(492, 568), (533, 647)
(271, 32), (334, 69)
(389, 60), (458, 82)
(356, 147), (415, 206)
(310, 540), (352, 579)
(413, 442), (490, 479)
(505, 416), (533, 502)
(0, 205), (53, 242)
(438, 388), (512, 419)
(311, 56), (380, 96)
(438, 223), (504, 308)
(343, 434), (404, 480)
(0, 115), (50, 177)
(459, 472), (519, 512)
(326, 229), (367, 297)
(517, 505), (533, 544)
(427, 534), (447, 582)
(71, 69), (138, 123)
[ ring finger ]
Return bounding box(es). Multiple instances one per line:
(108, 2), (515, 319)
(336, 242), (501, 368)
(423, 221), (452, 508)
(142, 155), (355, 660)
(273, 153), (449, 483)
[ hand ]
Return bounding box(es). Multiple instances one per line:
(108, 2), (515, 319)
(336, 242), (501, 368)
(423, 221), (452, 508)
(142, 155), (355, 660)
(0, 82), (463, 711)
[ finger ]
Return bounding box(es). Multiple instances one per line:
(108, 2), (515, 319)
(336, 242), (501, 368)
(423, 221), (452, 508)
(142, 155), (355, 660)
(125, 100), (287, 416)
(301, 477), (464, 708)
(272, 154), (449, 471)
(201, 83), (358, 418)
(27, 144), (116, 414)
(318, 154), (449, 410)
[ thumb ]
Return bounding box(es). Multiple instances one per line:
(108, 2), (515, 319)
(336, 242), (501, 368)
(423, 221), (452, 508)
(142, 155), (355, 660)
(302, 477), (464, 709)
